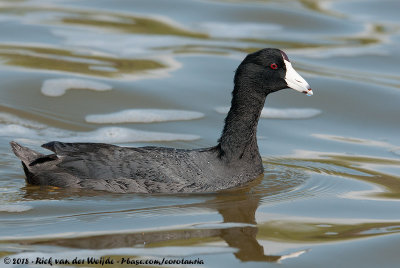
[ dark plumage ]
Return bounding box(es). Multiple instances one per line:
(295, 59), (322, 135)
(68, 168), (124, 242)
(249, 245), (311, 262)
(10, 48), (312, 193)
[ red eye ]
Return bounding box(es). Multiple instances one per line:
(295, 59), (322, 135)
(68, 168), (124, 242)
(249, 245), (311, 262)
(270, 63), (278, 70)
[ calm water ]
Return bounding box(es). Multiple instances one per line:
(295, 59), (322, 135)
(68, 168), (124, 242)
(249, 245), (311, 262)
(1, 0), (400, 267)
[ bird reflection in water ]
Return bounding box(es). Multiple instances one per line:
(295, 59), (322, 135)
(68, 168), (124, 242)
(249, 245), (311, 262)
(19, 168), (307, 263)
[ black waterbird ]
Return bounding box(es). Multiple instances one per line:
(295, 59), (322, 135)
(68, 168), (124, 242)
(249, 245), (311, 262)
(11, 48), (313, 193)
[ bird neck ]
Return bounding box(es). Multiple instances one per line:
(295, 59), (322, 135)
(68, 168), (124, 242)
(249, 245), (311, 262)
(218, 83), (267, 163)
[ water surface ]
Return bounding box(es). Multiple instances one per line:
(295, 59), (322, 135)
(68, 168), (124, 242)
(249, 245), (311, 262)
(1, 0), (400, 267)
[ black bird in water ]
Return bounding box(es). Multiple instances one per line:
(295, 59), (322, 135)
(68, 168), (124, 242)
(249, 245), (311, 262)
(11, 48), (313, 193)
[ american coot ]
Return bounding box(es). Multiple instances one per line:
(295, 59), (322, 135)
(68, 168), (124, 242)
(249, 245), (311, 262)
(11, 48), (312, 193)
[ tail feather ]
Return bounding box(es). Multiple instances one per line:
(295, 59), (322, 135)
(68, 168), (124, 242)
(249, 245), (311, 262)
(10, 141), (43, 166)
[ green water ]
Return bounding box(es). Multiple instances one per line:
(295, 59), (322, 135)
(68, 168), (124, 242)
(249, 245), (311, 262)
(1, 0), (400, 267)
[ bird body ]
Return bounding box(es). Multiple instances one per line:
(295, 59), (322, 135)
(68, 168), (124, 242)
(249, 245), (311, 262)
(11, 48), (312, 193)
(11, 142), (262, 193)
